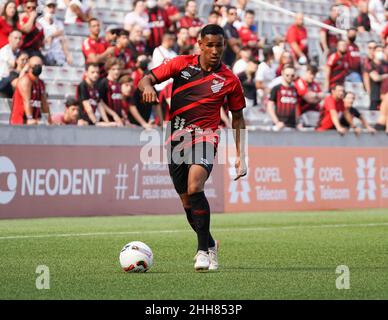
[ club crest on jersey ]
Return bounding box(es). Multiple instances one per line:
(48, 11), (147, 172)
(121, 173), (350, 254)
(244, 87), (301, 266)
(211, 79), (224, 93)
(181, 70), (191, 80)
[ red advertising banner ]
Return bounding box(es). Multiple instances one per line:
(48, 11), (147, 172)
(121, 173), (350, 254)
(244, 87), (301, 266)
(0, 145), (224, 219)
(225, 147), (388, 212)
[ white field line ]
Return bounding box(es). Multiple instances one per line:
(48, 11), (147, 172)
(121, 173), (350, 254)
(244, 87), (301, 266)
(0, 222), (388, 241)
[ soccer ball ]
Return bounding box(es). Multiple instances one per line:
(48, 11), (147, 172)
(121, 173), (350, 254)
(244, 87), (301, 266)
(119, 241), (153, 273)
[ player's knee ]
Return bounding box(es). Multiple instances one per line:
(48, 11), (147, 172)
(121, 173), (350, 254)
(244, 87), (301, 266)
(187, 183), (204, 195)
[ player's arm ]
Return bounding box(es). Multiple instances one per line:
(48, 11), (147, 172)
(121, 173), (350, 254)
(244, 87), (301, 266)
(18, 76), (36, 125)
(231, 109), (247, 180)
(138, 73), (159, 104)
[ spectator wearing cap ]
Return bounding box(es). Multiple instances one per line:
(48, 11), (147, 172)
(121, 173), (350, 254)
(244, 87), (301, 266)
(177, 0), (203, 46)
(82, 18), (115, 79)
(17, 0), (44, 57)
(38, 0), (72, 66)
(320, 5), (341, 56)
(124, 0), (150, 37)
(0, 0), (19, 49)
(114, 29), (133, 74)
(345, 28), (362, 83)
(286, 12), (308, 65)
(51, 97), (80, 125)
(64, 0), (92, 24)
(324, 40), (349, 92)
(0, 30), (22, 80)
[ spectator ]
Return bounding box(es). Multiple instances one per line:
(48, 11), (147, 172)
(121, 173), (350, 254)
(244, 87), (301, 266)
(64, 0), (92, 24)
(151, 32), (177, 92)
(223, 6), (241, 68)
(0, 30), (22, 80)
(10, 55), (52, 125)
(76, 63), (117, 126)
(146, 0), (171, 51)
(51, 96), (80, 125)
(98, 57), (125, 126)
(354, 1), (371, 33)
(172, 27), (192, 55)
(286, 12), (308, 65)
(18, 0), (44, 57)
(207, 10), (221, 26)
(238, 9), (262, 61)
(119, 74), (135, 126)
(237, 59), (258, 107)
(320, 5), (341, 56)
(362, 40), (377, 94)
(295, 65), (324, 115)
(368, 44), (388, 110)
(368, 0), (386, 34)
(114, 29), (133, 74)
(345, 28), (362, 82)
(177, 0), (203, 46)
(376, 76), (388, 133)
(128, 24), (148, 63)
(324, 40), (349, 92)
(267, 64), (300, 131)
(233, 46), (251, 75)
(132, 55), (150, 89)
(38, 0), (72, 66)
(316, 84), (346, 134)
(82, 18), (115, 79)
(124, 0), (150, 36)
(340, 91), (376, 133)
(275, 50), (293, 77)
(0, 0), (18, 49)
(255, 47), (277, 101)
(105, 24), (120, 46)
(234, 0), (247, 29)
(0, 50), (28, 98)
(272, 36), (286, 63)
(163, 0), (181, 27)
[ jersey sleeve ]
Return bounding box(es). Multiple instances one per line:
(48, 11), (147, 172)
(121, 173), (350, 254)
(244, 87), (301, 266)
(294, 78), (308, 96)
(269, 85), (279, 102)
(150, 55), (190, 84)
(326, 53), (337, 67)
(227, 77), (246, 112)
(324, 97), (336, 111)
(77, 82), (90, 102)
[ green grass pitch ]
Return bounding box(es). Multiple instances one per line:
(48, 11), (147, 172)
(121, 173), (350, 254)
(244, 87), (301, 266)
(0, 209), (387, 300)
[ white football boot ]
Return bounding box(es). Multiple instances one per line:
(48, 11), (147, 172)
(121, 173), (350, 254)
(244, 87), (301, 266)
(208, 240), (220, 271)
(194, 250), (210, 271)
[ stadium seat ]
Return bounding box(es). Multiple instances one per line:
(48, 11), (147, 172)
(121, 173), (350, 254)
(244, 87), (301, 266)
(0, 99), (11, 125)
(45, 82), (78, 99)
(67, 36), (84, 52)
(48, 99), (66, 114)
(64, 23), (89, 37)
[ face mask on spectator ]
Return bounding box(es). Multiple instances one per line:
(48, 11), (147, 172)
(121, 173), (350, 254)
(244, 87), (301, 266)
(146, 0), (157, 8)
(32, 64), (42, 76)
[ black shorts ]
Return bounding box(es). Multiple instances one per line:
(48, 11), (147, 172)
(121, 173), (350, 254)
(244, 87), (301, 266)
(168, 142), (216, 195)
(375, 123), (386, 131)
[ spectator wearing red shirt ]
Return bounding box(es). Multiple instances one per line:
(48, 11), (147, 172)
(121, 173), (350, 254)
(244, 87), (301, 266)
(362, 41), (377, 94)
(0, 1), (18, 49)
(275, 51), (293, 77)
(114, 29), (133, 74)
(324, 40), (349, 92)
(82, 18), (115, 79)
(17, 0), (44, 56)
(131, 55), (150, 89)
(354, 1), (371, 33)
(320, 5), (341, 55)
(286, 12), (308, 64)
(146, 0), (171, 52)
(163, 0), (181, 28)
(238, 9), (263, 62)
(294, 65), (324, 115)
(345, 28), (362, 82)
(316, 84), (346, 134)
(267, 64), (300, 130)
(51, 97), (81, 125)
(177, 0), (203, 46)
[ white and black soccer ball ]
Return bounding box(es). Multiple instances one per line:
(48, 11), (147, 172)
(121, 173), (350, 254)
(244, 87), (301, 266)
(119, 241), (153, 273)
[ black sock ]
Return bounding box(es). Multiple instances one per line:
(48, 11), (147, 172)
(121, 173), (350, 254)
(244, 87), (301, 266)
(184, 206), (216, 248)
(189, 191), (212, 252)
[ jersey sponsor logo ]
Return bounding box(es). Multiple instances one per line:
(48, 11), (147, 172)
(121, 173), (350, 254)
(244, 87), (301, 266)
(173, 116), (186, 130)
(31, 100), (41, 108)
(180, 70), (191, 80)
(356, 157), (376, 201)
(189, 65), (201, 71)
(0, 156), (17, 204)
(280, 96), (298, 104)
(149, 20), (165, 28)
(111, 93), (122, 100)
(211, 79), (224, 94)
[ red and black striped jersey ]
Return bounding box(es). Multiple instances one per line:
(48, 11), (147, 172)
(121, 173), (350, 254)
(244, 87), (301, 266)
(294, 78), (322, 114)
(98, 78), (123, 116)
(269, 83), (299, 128)
(147, 8), (171, 51)
(18, 15), (44, 51)
(150, 54), (245, 147)
(327, 52), (349, 89)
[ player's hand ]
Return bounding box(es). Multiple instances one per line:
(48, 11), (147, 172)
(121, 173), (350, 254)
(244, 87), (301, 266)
(234, 156), (247, 181)
(142, 85), (159, 104)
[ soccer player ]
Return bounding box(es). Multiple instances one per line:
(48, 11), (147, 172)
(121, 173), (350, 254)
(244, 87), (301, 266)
(10, 55), (51, 125)
(138, 24), (247, 272)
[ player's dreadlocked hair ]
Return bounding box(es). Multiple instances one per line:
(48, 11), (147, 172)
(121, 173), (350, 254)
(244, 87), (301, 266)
(200, 24), (225, 39)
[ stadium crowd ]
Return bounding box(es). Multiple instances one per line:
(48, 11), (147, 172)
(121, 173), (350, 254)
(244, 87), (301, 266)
(0, 0), (388, 133)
